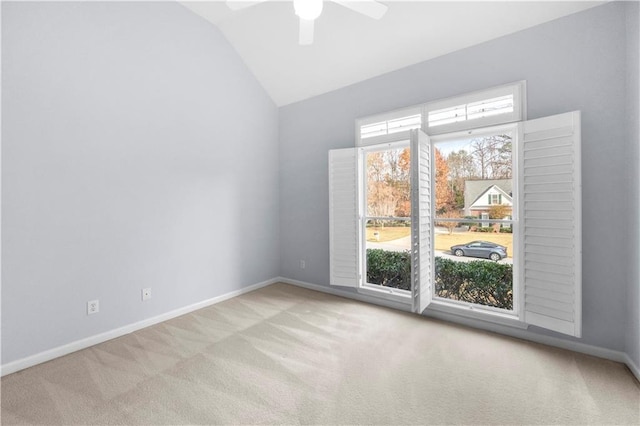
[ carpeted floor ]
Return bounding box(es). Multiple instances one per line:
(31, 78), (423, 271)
(1, 282), (639, 425)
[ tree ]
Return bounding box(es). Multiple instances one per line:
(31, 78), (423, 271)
(434, 148), (455, 214)
(394, 148), (411, 217)
(447, 149), (478, 182)
(488, 204), (511, 220)
(366, 148), (411, 223)
(469, 134), (512, 179)
(436, 210), (461, 235)
(367, 152), (396, 220)
(446, 149), (479, 210)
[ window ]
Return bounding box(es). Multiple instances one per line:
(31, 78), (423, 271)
(488, 194), (502, 205)
(356, 81), (525, 144)
(424, 82), (525, 135)
(432, 127), (515, 312)
(330, 109), (581, 337)
(357, 106), (422, 146)
(428, 95), (514, 128)
(361, 115), (422, 141)
(362, 142), (412, 295)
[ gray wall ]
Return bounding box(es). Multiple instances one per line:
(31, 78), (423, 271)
(2, 2), (279, 364)
(279, 2), (632, 352)
(626, 1), (640, 369)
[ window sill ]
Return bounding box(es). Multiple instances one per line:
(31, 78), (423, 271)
(358, 285), (411, 304)
(426, 299), (529, 330)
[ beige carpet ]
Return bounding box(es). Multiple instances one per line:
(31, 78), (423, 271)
(1, 283), (639, 425)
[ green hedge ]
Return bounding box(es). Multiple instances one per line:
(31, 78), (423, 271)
(366, 250), (513, 309)
(366, 249), (411, 290)
(472, 226), (513, 234)
(434, 258), (513, 309)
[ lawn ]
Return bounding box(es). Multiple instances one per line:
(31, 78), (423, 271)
(366, 226), (411, 242)
(366, 227), (513, 258)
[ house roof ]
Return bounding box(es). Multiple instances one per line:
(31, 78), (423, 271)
(180, 1), (604, 106)
(464, 179), (512, 209)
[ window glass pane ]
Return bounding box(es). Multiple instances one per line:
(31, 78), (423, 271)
(423, 82), (524, 135)
(365, 219), (411, 291)
(466, 95), (514, 120)
(433, 132), (514, 311)
(366, 147), (411, 218)
(364, 144), (412, 292)
(361, 114), (422, 139)
(361, 121), (388, 139)
(434, 224), (513, 310)
(428, 104), (466, 128)
(427, 95), (515, 128)
(386, 114), (422, 134)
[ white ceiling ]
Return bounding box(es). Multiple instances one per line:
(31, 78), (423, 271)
(181, 1), (605, 106)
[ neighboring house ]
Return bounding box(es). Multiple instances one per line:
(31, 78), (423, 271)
(464, 179), (513, 219)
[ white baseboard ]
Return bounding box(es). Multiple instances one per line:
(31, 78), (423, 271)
(277, 277), (639, 383)
(276, 276), (411, 313)
(0, 278), (278, 377)
(423, 307), (628, 363)
(623, 353), (640, 383)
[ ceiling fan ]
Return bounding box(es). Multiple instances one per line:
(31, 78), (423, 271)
(226, 0), (388, 45)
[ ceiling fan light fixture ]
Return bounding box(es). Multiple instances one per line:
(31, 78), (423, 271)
(294, 0), (323, 21)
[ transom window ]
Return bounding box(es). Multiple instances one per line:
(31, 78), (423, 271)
(356, 81), (526, 145)
(428, 95), (514, 128)
(424, 82), (525, 135)
(357, 106), (422, 146)
(361, 115), (421, 140)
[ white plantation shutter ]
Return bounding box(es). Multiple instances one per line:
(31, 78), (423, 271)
(329, 148), (359, 287)
(520, 111), (581, 337)
(411, 130), (433, 314)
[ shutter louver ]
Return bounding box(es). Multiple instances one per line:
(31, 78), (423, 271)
(329, 148), (359, 287)
(520, 111), (581, 337)
(411, 130), (433, 314)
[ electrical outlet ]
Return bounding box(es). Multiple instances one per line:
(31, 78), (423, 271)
(87, 300), (99, 315)
(300, 260), (306, 269)
(142, 288), (152, 301)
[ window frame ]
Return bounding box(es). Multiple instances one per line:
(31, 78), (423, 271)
(354, 85), (525, 316)
(358, 139), (413, 303)
(429, 123), (521, 322)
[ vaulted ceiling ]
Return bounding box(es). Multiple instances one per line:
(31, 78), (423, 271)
(181, 1), (605, 106)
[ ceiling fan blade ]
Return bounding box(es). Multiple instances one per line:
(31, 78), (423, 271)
(299, 18), (315, 45)
(226, 0), (268, 11)
(331, 0), (388, 20)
